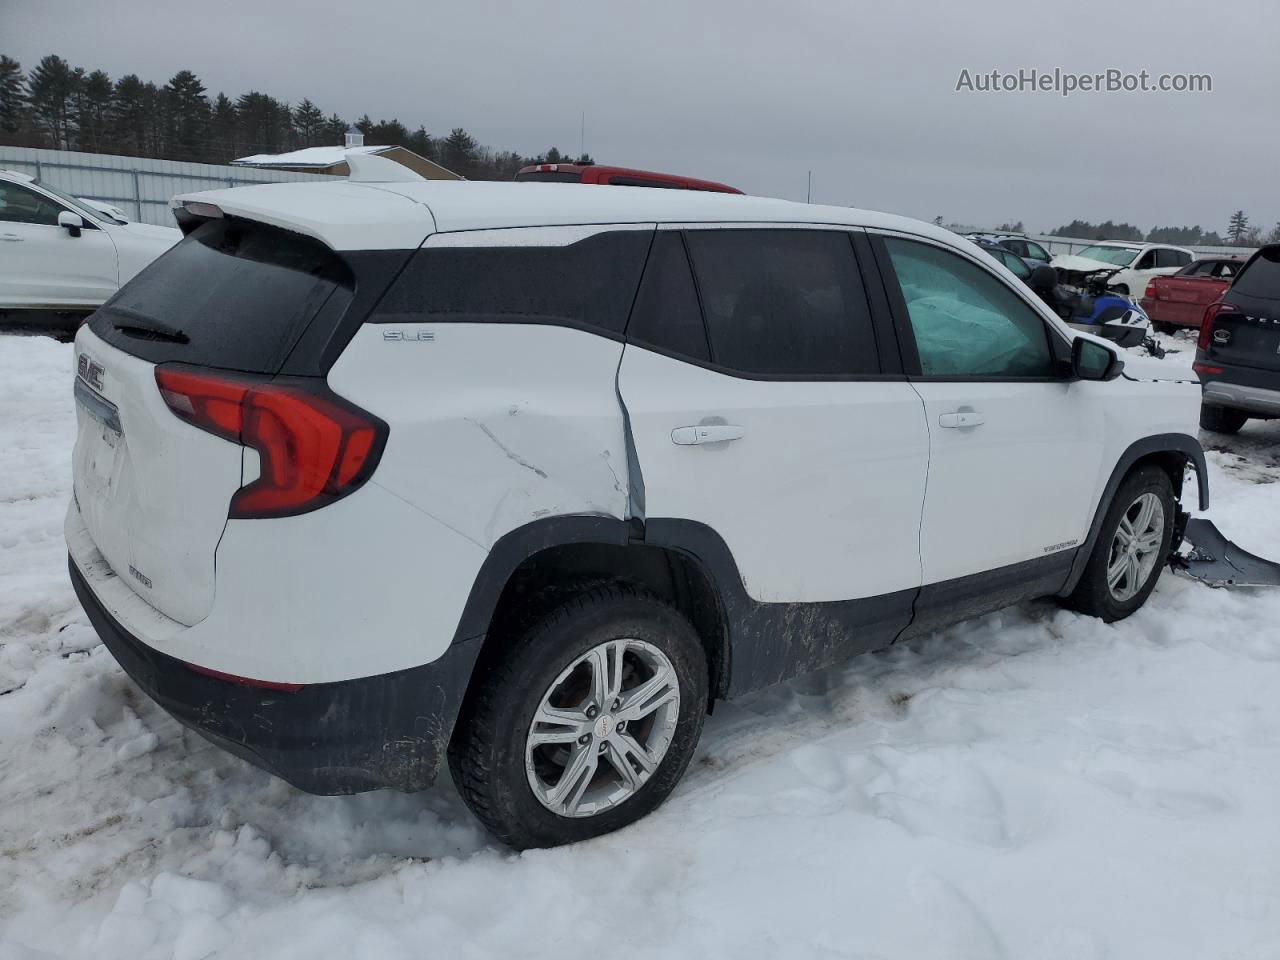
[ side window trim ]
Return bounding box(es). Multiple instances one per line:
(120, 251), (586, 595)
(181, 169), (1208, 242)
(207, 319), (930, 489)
(867, 229), (1071, 382)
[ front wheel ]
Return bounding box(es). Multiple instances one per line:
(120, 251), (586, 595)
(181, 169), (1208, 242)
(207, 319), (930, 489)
(448, 587), (708, 849)
(1064, 466), (1174, 622)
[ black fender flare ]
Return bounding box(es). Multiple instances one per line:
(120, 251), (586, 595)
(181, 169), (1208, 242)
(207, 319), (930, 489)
(1060, 432), (1208, 596)
(450, 515), (632, 645)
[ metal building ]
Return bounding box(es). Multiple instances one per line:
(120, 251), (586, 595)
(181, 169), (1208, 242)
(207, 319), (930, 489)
(0, 146), (330, 227)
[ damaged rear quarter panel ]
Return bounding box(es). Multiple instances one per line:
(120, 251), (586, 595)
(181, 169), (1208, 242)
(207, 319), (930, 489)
(327, 322), (631, 551)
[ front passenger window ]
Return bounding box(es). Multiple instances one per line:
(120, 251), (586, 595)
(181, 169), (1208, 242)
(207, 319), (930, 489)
(0, 182), (63, 226)
(883, 237), (1054, 378)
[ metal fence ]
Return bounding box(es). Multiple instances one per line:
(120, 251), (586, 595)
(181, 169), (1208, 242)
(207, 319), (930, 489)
(1, 146), (331, 227)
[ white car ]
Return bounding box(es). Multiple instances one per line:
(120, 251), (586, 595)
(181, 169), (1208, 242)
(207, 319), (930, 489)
(66, 180), (1207, 848)
(1051, 241), (1194, 296)
(0, 169), (180, 313)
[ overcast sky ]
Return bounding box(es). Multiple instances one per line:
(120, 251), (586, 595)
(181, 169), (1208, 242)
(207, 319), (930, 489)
(5, 0), (1276, 234)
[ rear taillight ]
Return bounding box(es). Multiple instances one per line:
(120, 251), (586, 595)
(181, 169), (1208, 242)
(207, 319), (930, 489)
(155, 366), (386, 519)
(1143, 282), (1157, 299)
(1198, 299), (1238, 350)
(1193, 362), (1223, 376)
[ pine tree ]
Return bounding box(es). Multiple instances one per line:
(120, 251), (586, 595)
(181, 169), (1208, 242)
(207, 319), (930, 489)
(26, 54), (79, 148)
(406, 125), (434, 160)
(0, 56), (26, 141)
(1227, 210), (1250, 245)
(292, 98), (324, 146)
(111, 74), (151, 155)
(164, 70), (209, 161)
(367, 118), (409, 146)
(442, 127), (479, 177)
(209, 93), (238, 159)
(74, 69), (113, 152)
(322, 113), (348, 145)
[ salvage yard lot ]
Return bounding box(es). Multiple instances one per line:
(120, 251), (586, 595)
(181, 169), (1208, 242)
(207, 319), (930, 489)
(3, 331), (1280, 959)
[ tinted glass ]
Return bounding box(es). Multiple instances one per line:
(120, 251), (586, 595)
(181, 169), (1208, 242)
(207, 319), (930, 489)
(90, 217), (353, 372)
(1026, 242), (1051, 261)
(0, 182), (63, 226)
(1155, 249), (1183, 268)
(373, 230), (651, 335)
(884, 237), (1054, 378)
(999, 250), (1031, 279)
(1179, 262), (1210, 276)
(1217, 261), (1242, 278)
(1232, 248), (1280, 299)
(626, 233), (709, 361)
(1175, 250), (1192, 265)
(684, 229), (878, 377)
(514, 170), (584, 183)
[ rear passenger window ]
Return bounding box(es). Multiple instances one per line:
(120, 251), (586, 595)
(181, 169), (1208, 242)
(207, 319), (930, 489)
(371, 230), (651, 334)
(683, 229), (878, 377)
(626, 233), (709, 361)
(883, 237), (1053, 378)
(1155, 249), (1184, 268)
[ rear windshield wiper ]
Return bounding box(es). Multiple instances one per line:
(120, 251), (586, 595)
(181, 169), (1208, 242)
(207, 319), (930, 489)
(104, 307), (190, 344)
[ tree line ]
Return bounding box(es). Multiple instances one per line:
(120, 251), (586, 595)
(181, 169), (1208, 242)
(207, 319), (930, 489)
(0, 53), (591, 180)
(1048, 213), (1279, 247)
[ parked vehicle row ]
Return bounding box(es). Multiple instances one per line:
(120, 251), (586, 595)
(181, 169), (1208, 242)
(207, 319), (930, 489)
(0, 169), (180, 317)
(1141, 257), (1244, 332)
(67, 177), (1206, 848)
(1194, 244), (1280, 434)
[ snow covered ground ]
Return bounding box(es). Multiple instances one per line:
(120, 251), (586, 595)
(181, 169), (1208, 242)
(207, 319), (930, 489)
(3, 330), (1280, 959)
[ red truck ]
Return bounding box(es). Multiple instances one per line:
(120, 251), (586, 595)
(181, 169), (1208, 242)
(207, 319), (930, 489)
(515, 163), (742, 194)
(1141, 257), (1245, 332)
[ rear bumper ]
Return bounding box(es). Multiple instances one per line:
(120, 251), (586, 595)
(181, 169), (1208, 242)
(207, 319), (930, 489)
(70, 557), (481, 794)
(1198, 361), (1280, 417)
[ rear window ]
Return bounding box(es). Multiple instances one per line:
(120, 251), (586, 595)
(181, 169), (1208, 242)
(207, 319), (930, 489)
(90, 218), (352, 372)
(1232, 248), (1280, 300)
(514, 170), (585, 183)
(370, 230), (652, 335)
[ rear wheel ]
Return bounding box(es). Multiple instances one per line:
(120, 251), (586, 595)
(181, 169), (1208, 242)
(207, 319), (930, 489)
(448, 586), (708, 849)
(1064, 466), (1174, 622)
(1200, 403), (1248, 435)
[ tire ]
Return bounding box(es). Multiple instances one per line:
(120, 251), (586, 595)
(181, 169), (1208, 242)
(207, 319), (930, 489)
(1112, 283), (1130, 296)
(448, 586), (708, 849)
(1064, 466), (1174, 622)
(1200, 403), (1248, 435)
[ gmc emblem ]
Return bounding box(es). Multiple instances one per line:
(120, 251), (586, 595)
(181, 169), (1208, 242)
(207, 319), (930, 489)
(77, 354), (105, 391)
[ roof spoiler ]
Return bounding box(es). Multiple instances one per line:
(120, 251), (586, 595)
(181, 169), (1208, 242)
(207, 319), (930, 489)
(345, 152), (425, 183)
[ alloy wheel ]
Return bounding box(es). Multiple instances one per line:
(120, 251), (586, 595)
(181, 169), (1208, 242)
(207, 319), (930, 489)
(525, 638), (680, 818)
(1107, 492), (1165, 602)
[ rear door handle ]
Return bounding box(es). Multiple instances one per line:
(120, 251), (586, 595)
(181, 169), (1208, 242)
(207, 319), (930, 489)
(671, 424), (745, 445)
(938, 410), (985, 429)
(0, 233), (23, 241)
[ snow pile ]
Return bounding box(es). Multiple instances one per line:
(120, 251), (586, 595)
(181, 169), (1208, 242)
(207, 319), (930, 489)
(4, 333), (1280, 959)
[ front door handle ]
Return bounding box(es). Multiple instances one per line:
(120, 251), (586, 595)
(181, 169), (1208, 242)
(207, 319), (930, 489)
(671, 424), (745, 445)
(0, 233), (23, 241)
(938, 410), (985, 429)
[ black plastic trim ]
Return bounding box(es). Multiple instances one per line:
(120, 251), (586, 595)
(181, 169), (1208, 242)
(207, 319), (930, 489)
(903, 551), (1076, 640)
(643, 519), (915, 696)
(451, 515), (632, 644)
(1059, 433), (1208, 596)
(71, 558), (481, 795)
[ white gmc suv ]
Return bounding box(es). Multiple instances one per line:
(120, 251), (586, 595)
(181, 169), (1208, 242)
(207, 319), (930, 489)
(67, 180), (1207, 848)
